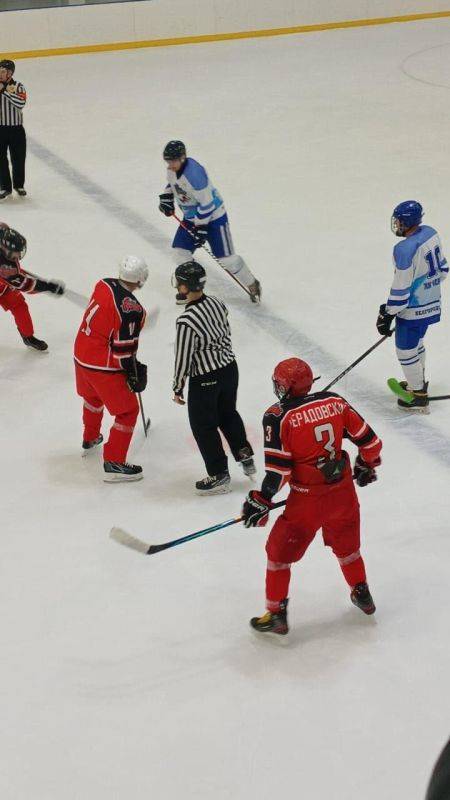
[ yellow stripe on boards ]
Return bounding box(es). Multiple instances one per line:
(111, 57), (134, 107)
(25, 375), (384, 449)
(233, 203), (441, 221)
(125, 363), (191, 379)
(4, 9), (450, 61)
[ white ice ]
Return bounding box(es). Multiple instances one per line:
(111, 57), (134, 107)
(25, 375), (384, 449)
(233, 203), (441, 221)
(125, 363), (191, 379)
(2, 17), (450, 800)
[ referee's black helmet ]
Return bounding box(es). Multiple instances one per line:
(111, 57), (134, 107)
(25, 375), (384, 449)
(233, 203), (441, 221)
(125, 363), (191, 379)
(175, 260), (206, 292)
(0, 60), (15, 74)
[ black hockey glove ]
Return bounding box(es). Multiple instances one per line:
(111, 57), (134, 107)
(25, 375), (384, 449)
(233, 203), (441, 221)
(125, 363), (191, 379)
(126, 360), (147, 393)
(353, 455), (378, 487)
(46, 279), (65, 296)
(192, 225), (208, 247)
(159, 192), (174, 217)
(376, 304), (394, 337)
(242, 490), (274, 528)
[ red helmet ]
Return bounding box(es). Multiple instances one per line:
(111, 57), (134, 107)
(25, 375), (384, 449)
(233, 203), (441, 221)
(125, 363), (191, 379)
(272, 358), (313, 399)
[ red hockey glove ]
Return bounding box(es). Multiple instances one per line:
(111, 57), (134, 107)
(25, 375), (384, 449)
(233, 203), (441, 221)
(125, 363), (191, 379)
(353, 455), (379, 487)
(242, 490), (274, 528)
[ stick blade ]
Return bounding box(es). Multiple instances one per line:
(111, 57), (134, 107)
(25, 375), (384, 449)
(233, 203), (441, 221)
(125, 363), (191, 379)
(64, 289), (89, 308)
(387, 377), (414, 403)
(109, 527), (150, 554)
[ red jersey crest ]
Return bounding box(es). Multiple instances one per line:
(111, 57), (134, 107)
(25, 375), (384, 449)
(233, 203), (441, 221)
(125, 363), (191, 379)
(121, 296), (141, 313)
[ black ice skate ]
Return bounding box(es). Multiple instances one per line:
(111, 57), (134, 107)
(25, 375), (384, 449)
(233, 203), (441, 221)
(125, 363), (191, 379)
(175, 292), (188, 305)
(250, 599), (289, 635)
(195, 472), (231, 495)
(397, 381), (429, 413)
(21, 335), (48, 351)
(0, 189), (12, 200)
(82, 434), (103, 457)
(15, 188), (27, 197)
(350, 582), (376, 615)
(248, 279), (261, 304)
(103, 461), (143, 482)
(238, 446), (257, 478)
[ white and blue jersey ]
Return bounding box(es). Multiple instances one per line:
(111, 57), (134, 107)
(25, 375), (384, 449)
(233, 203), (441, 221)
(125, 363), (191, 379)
(386, 225), (448, 324)
(165, 157), (226, 226)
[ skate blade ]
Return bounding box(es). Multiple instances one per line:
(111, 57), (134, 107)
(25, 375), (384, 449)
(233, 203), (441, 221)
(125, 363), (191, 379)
(103, 473), (143, 483)
(195, 485), (232, 496)
(250, 627), (289, 643)
(398, 405), (430, 415)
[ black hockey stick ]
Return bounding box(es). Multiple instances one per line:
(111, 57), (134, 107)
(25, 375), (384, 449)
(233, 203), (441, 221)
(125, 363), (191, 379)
(323, 335), (390, 391)
(172, 213), (254, 299)
(110, 499), (287, 555)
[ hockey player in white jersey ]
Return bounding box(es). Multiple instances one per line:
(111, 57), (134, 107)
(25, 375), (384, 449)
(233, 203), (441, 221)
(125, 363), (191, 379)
(158, 140), (261, 304)
(376, 201), (448, 411)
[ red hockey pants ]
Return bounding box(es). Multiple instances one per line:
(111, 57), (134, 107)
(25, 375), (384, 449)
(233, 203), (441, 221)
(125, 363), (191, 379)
(265, 478), (366, 611)
(75, 363), (139, 463)
(0, 288), (33, 337)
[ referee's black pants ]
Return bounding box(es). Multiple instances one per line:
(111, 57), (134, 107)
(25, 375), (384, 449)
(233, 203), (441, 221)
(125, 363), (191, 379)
(188, 360), (253, 476)
(0, 125), (26, 192)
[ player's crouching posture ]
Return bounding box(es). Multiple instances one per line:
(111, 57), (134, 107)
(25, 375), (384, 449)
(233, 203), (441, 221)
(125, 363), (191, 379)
(377, 201), (448, 412)
(0, 224), (64, 350)
(242, 358), (382, 636)
(159, 140), (261, 304)
(74, 256), (148, 482)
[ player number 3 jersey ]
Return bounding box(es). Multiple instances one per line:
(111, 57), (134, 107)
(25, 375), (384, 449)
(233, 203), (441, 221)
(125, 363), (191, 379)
(74, 278), (146, 372)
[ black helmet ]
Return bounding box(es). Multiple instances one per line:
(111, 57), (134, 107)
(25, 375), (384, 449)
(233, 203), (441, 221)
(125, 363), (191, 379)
(163, 140), (186, 161)
(0, 227), (27, 259)
(175, 260), (206, 292)
(0, 60), (15, 74)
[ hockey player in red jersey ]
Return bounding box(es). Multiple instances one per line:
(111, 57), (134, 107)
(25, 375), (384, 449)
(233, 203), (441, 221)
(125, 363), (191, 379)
(74, 256), (148, 482)
(0, 224), (65, 351)
(242, 358), (382, 635)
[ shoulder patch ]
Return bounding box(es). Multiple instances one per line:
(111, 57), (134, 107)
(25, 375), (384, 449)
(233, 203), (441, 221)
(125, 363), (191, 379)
(265, 403), (283, 418)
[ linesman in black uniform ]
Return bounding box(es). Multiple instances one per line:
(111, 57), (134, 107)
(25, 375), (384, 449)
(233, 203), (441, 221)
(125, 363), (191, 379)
(172, 260), (255, 494)
(0, 60), (27, 199)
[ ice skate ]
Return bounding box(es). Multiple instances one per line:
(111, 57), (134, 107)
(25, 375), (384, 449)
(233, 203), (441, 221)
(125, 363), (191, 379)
(103, 461), (143, 482)
(82, 434), (103, 457)
(21, 335), (48, 352)
(195, 472), (231, 495)
(248, 279), (261, 304)
(15, 188), (27, 197)
(397, 381), (429, 414)
(250, 599), (289, 635)
(238, 446), (257, 477)
(0, 189), (11, 200)
(350, 582), (376, 615)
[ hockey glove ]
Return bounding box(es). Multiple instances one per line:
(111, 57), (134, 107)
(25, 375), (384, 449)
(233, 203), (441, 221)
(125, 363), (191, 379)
(46, 279), (65, 296)
(159, 192), (175, 217)
(376, 304), (394, 337)
(353, 455), (379, 487)
(192, 225), (208, 247)
(126, 360), (147, 393)
(242, 490), (274, 528)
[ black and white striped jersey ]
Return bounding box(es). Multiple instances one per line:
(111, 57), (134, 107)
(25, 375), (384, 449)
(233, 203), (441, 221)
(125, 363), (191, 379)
(0, 79), (27, 126)
(173, 294), (235, 393)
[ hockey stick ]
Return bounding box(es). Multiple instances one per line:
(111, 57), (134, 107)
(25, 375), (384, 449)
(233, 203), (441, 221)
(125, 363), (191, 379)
(23, 269), (89, 308)
(323, 335), (390, 391)
(171, 213), (253, 299)
(132, 357), (150, 437)
(110, 499), (287, 555)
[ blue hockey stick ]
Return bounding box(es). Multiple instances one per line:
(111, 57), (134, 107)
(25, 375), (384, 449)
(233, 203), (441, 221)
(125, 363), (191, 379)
(110, 499), (287, 556)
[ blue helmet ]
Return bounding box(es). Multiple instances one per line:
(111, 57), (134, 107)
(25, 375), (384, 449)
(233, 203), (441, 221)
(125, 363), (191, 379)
(391, 201), (423, 236)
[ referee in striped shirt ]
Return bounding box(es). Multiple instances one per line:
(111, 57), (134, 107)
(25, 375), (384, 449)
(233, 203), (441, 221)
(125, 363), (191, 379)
(172, 260), (255, 494)
(0, 60), (27, 200)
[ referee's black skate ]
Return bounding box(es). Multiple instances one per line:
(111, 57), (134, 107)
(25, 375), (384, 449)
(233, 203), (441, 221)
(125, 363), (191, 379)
(0, 189), (11, 200)
(103, 461), (143, 482)
(350, 582), (376, 615)
(82, 434), (103, 456)
(195, 471), (231, 495)
(21, 335), (48, 351)
(238, 446), (257, 477)
(248, 279), (261, 304)
(250, 599), (289, 635)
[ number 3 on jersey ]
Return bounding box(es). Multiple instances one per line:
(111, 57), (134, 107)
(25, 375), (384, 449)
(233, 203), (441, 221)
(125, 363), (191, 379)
(81, 302), (99, 336)
(314, 423), (336, 458)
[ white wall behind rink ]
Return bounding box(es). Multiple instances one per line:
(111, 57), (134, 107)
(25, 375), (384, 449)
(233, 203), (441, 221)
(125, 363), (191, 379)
(1, 0), (450, 55)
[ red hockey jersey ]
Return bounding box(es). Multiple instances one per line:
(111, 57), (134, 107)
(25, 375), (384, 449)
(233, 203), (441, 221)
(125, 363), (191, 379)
(74, 278), (146, 372)
(261, 391), (382, 497)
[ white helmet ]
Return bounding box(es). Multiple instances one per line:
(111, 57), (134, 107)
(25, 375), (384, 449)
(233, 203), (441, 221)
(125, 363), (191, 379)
(119, 255), (148, 287)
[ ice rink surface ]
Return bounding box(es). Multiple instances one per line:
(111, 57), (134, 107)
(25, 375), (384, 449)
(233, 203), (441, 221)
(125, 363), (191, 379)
(2, 16), (450, 800)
